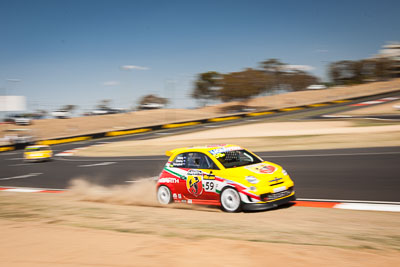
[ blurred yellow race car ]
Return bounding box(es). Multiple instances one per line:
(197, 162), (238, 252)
(156, 144), (295, 212)
(24, 145), (53, 162)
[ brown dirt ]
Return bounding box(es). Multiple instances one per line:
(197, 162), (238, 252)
(76, 120), (400, 157)
(1, 78), (400, 145)
(245, 78), (400, 108)
(0, 191), (399, 267)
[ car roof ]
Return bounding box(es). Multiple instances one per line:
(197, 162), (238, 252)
(165, 144), (243, 157)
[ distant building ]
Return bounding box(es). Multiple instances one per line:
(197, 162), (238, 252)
(374, 42), (400, 77)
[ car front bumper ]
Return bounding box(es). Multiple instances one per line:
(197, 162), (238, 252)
(242, 194), (296, 211)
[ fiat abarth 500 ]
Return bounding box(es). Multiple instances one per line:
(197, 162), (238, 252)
(23, 145), (53, 162)
(156, 144), (295, 212)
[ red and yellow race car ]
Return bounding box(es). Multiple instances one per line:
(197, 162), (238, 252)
(156, 144), (295, 212)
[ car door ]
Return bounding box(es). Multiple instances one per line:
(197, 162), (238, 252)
(183, 152), (221, 202)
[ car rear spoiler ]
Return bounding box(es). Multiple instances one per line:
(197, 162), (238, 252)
(166, 148), (181, 157)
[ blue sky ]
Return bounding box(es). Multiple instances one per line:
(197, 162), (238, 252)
(0, 0), (399, 112)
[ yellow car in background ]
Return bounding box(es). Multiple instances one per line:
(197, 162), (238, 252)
(24, 145), (53, 162)
(157, 144), (295, 212)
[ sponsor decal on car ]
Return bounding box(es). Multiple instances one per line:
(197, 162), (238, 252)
(203, 172), (215, 180)
(186, 169), (203, 197)
(245, 163), (277, 174)
(203, 180), (216, 193)
(208, 146), (242, 156)
(159, 178), (179, 183)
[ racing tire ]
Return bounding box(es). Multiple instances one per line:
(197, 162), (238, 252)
(220, 187), (242, 212)
(157, 185), (173, 205)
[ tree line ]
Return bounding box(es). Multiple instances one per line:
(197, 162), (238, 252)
(192, 57), (398, 105)
(328, 58), (396, 85)
(191, 59), (319, 105)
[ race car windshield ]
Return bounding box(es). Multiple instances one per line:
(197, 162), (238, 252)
(214, 149), (262, 168)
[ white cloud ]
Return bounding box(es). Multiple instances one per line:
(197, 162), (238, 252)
(284, 65), (314, 72)
(315, 49), (329, 53)
(103, 81), (120, 86)
(120, 65), (149, 71)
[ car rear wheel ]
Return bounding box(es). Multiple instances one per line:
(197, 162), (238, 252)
(220, 187), (242, 212)
(157, 185), (172, 205)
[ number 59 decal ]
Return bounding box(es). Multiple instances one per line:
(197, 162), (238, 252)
(203, 180), (216, 192)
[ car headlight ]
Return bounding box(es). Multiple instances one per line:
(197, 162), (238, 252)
(282, 169), (288, 176)
(245, 176), (259, 184)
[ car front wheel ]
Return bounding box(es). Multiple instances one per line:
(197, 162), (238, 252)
(220, 187), (242, 212)
(157, 185), (172, 205)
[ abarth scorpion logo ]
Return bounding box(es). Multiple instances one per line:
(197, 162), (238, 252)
(186, 170), (203, 197)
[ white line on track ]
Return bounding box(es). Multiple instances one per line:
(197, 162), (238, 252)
(0, 173), (42, 181)
(0, 152), (19, 155)
(5, 158), (23, 160)
(203, 125), (222, 128)
(9, 163), (33, 167)
(334, 203), (400, 212)
(0, 185), (66, 191)
(78, 162), (116, 167)
(3, 188), (45, 193)
(260, 151), (400, 158)
(57, 157), (165, 162)
(297, 198), (400, 205)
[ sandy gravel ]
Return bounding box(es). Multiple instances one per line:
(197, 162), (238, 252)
(245, 78), (400, 108)
(1, 221), (399, 267)
(76, 120), (400, 157)
(155, 121), (400, 140)
(0, 191), (399, 267)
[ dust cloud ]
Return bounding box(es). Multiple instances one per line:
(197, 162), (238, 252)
(67, 177), (219, 212)
(68, 178), (161, 207)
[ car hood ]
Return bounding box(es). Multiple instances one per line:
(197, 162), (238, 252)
(221, 161), (292, 191)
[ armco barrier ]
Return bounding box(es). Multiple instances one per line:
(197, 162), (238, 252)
(1, 90), (398, 153)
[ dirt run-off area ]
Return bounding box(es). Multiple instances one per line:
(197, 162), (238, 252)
(0, 183), (399, 267)
(76, 120), (400, 157)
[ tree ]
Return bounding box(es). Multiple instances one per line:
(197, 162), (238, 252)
(260, 58), (286, 92)
(374, 58), (395, 81)
(219, 68), (269, 102)
(328, 60), (357, 85)
(261, 58), (319, 91)
(191, 71), (222, 106)
(96, 99), (112, 110)
(137, 94), (168, 109)
(282, 70), (319, 91)
(329, 59), (395, 85)
(61, 104), (77, 112)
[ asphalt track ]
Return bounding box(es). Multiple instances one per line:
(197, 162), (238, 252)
(1, 91), (400, 203)
(1, 146), (399, 202)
